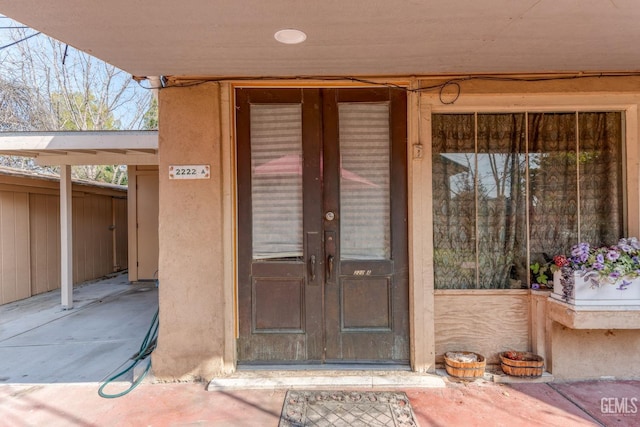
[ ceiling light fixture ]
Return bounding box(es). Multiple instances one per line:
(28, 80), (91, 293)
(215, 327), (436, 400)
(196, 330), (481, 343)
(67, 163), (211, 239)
(274, 29), (307, 44)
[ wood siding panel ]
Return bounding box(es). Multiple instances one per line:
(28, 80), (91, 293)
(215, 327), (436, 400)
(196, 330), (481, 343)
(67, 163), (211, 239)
(13, 193), (31, 301)
(114, 197), (128, 271)
(137, 173), (159, 280)
(72, 195), (86, 284)
(0, 191), (31, 304)
(1, 175), (127, 305)
(96, 195), (112, 275)
(29, 194), (60, 296)
(434, 291), (530, 364)
(73, 194), (114, 282)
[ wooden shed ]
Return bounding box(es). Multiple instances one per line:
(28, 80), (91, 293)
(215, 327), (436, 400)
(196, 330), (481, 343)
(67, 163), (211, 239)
(0, 131), (159, 307)
(0, 167), (127, 304)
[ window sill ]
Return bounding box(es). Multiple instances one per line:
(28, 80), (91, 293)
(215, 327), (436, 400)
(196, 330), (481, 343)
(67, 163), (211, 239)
(434, 289), (530, 296)
(547, 298), (640, 329)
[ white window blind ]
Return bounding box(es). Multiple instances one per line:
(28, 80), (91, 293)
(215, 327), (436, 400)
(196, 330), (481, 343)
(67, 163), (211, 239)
(339, 103), (391, 260)
(250, 104), (303, 260)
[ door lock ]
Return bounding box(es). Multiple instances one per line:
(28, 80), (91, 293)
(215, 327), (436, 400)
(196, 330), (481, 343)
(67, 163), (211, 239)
(325, 211), (335, 221)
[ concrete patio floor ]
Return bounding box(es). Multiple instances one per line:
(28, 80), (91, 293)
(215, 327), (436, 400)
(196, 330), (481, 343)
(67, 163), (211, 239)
(1, 274), (639, 426)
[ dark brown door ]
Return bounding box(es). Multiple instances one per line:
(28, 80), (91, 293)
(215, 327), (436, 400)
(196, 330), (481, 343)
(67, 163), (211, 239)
(236, 88), (408, 364)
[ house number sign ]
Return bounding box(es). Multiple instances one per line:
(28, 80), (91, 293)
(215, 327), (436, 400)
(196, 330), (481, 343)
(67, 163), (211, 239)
(169, 165), (210, 180)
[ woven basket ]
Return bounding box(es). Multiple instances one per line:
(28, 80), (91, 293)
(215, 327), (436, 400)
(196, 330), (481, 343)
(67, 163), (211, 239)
(444, 351), (486, 379)
(500, 352), (544, 377)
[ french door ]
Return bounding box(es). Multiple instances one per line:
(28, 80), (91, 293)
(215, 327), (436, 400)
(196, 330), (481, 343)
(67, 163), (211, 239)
(236, 88), (408, 363)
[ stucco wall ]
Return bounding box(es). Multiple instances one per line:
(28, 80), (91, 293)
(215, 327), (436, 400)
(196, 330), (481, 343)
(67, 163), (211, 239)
(550, 322), (640, 380)
(150, 76), (640, 381)
(152, 82), (230, 381)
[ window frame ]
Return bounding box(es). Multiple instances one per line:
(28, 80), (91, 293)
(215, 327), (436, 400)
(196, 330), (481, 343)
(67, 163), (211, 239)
(419, 92), (640, 292)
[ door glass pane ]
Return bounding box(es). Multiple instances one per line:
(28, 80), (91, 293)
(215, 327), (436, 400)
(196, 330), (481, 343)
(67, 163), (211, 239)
(339, 103), (391, 260)
(250, 104), (303, 260)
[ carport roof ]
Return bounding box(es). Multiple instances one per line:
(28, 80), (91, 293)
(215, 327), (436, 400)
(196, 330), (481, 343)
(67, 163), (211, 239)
(0, 131), (158, 165)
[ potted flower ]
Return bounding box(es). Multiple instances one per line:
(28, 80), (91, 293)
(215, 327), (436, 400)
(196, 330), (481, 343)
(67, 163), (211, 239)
(551, 237), (640, 306)
(529, 258), (554, 290)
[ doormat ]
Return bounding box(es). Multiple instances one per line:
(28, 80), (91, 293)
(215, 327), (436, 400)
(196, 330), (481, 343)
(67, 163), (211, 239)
(279, 390), (418, 427)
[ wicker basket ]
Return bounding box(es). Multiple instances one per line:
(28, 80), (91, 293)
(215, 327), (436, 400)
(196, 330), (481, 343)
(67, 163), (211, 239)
(500, 351), (544, 377)
(444, 351), (486, 379)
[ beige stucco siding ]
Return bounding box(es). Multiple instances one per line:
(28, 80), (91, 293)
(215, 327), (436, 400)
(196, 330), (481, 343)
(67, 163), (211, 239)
(152, 82), (232, 381)
(150, 76), (640, 381)
(550, 322), (640, 380)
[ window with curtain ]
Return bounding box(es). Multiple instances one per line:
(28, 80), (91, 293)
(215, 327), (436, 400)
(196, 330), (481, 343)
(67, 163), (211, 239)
(432, 111), (624, 289)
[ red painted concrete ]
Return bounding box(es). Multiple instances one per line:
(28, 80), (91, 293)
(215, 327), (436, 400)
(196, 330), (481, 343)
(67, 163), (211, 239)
(1, 380), (638, 426)
(551, 380), (640, 427)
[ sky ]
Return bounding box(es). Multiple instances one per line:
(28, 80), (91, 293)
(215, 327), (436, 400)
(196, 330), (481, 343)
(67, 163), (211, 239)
(0, 14), (153, 130)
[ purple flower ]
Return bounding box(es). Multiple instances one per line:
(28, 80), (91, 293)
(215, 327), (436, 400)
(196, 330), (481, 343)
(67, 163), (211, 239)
(571, 243), (590, 258)
(626, 237), (640, 250)
(619, 243), (633, 253)
(617, 280), (631, 290)
(531, 283), (540, 290)
(606, 250), (620, 261)
(558, 238), (640, 288)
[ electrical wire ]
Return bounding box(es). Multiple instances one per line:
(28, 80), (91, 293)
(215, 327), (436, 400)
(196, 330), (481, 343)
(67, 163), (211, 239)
(98, 307), (159, 398)
(136, 72), (640, 105)
(0, 31), (40, 51)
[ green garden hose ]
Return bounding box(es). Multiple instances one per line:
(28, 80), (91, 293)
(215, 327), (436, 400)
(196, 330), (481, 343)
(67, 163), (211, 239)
(98, 307), (159, 398)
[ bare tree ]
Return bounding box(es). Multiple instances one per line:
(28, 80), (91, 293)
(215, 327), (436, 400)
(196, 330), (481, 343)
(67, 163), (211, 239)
(0, 22), (155, 182)
(0, 76), (55, 131)
(2, 27), (152, 130)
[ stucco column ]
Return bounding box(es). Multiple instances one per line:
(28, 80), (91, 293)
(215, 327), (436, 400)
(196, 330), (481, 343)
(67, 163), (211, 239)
(152, 82), (229, 381)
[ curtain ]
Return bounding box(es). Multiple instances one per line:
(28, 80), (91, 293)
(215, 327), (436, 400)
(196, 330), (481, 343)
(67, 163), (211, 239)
(432, 111), (623, 289)
(578, 112), (623, 245)
(432, 114), (477, 288)
(476, 114), (526, 289)
(527, 113), (578, 269)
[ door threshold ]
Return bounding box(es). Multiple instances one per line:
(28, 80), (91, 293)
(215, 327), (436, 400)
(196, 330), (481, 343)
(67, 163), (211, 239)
(207, 365), (445, 391)
(236, 363), (411, 372)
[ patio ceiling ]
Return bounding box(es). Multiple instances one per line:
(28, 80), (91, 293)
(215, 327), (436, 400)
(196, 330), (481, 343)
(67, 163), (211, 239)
(0, 131), (158, 165)
(0, 1), (639, 79)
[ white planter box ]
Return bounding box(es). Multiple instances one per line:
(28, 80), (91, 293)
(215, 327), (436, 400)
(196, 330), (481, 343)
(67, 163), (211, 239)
(552, 270), (640, 306)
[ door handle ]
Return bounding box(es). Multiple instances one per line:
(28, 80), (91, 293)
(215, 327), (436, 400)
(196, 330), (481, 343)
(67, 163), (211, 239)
(327, 255), (334, 279)
(309, 255), (316, 281)
(324, 231), (336, 283)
